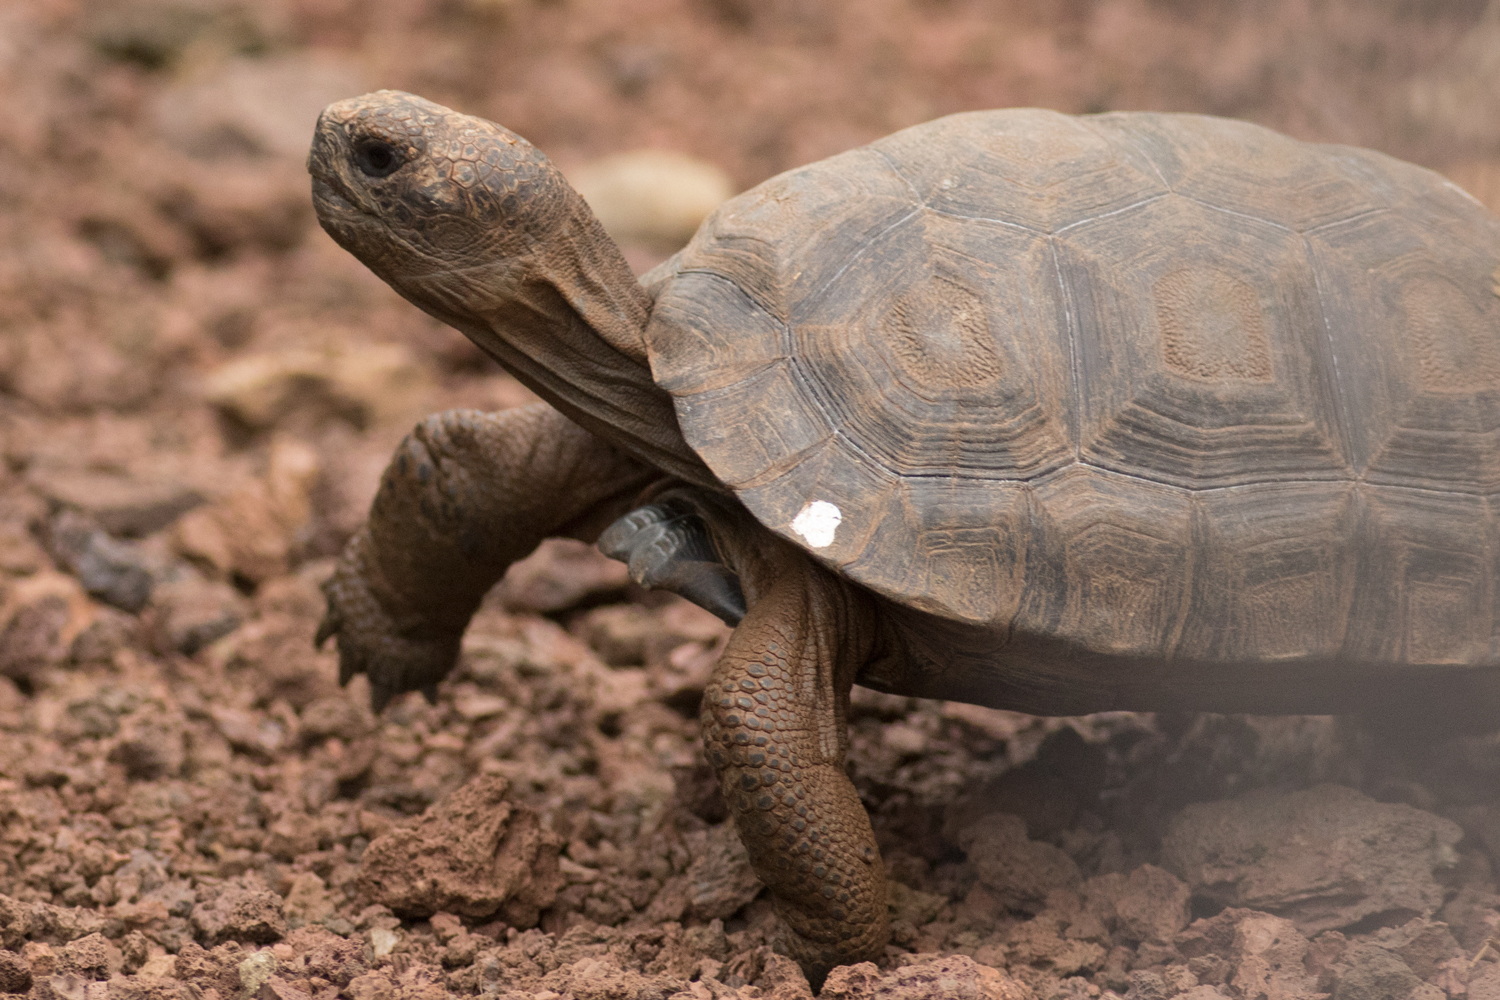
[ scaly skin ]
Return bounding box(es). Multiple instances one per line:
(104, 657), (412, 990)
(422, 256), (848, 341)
(317, 403), (655, 711)
(700, 543), (889, 988)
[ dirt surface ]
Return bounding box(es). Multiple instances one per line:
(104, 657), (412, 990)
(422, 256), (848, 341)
(3, 1), (1500, 998)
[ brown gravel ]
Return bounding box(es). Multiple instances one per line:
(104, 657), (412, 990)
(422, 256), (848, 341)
(3, 1), (1500, 999)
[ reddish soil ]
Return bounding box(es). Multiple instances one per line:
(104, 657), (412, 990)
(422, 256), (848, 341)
(2, 2), (1500, 999)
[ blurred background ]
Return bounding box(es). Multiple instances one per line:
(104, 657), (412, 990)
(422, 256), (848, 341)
(0, 4), (1499, 992)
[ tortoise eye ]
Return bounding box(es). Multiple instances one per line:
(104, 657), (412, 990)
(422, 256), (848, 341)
(354, 139), (402, 178)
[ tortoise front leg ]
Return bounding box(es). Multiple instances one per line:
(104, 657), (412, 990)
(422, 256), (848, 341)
(701, 559), (889, 987)
(318, 402), (654, 711)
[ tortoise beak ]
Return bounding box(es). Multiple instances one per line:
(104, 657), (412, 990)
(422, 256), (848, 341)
(310, 175), (354, 216)
(308, 109), (373, 247)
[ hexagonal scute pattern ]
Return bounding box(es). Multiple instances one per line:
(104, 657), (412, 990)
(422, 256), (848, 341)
(1057, 194), (1348, 488)
(646, 108), (1500, 673)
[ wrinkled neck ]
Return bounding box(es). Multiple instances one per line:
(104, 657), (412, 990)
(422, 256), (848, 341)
(399, 197), (719, 490)
(544, 199), (652, 364)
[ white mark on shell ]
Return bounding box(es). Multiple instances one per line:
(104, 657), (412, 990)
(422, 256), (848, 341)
(791, 500), (842, 549)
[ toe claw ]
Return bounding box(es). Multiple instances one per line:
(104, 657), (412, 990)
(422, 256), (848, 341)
(338, 652), (359, 687)
(369, 683), (396, 715)
(315, 613), (337, 648)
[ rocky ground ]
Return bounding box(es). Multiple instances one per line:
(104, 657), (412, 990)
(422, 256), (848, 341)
(3, 1), (1500, 998)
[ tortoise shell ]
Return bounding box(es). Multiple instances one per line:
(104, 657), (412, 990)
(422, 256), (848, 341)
(644, 109), (1500, 671)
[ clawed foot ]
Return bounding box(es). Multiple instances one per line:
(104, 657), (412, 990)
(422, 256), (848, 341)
(316, 529), (464, 713)
(599, 499), (747, 625)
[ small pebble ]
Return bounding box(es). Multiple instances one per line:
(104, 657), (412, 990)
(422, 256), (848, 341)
(368, 929), (399, 959)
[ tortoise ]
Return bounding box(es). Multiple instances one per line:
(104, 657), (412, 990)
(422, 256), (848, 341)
(307, 91), (1500, 984)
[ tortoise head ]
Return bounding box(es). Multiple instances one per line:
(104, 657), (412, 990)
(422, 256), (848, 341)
(307, 91), (708, 481)
(307, 90), (577, 328)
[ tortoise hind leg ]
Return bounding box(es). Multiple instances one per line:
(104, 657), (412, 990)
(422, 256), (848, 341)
(599, 500), (747, 626)
(700, 557), (888, 988)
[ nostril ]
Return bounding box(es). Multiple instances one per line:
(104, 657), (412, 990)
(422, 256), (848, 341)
(355, 139), (402, 178)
